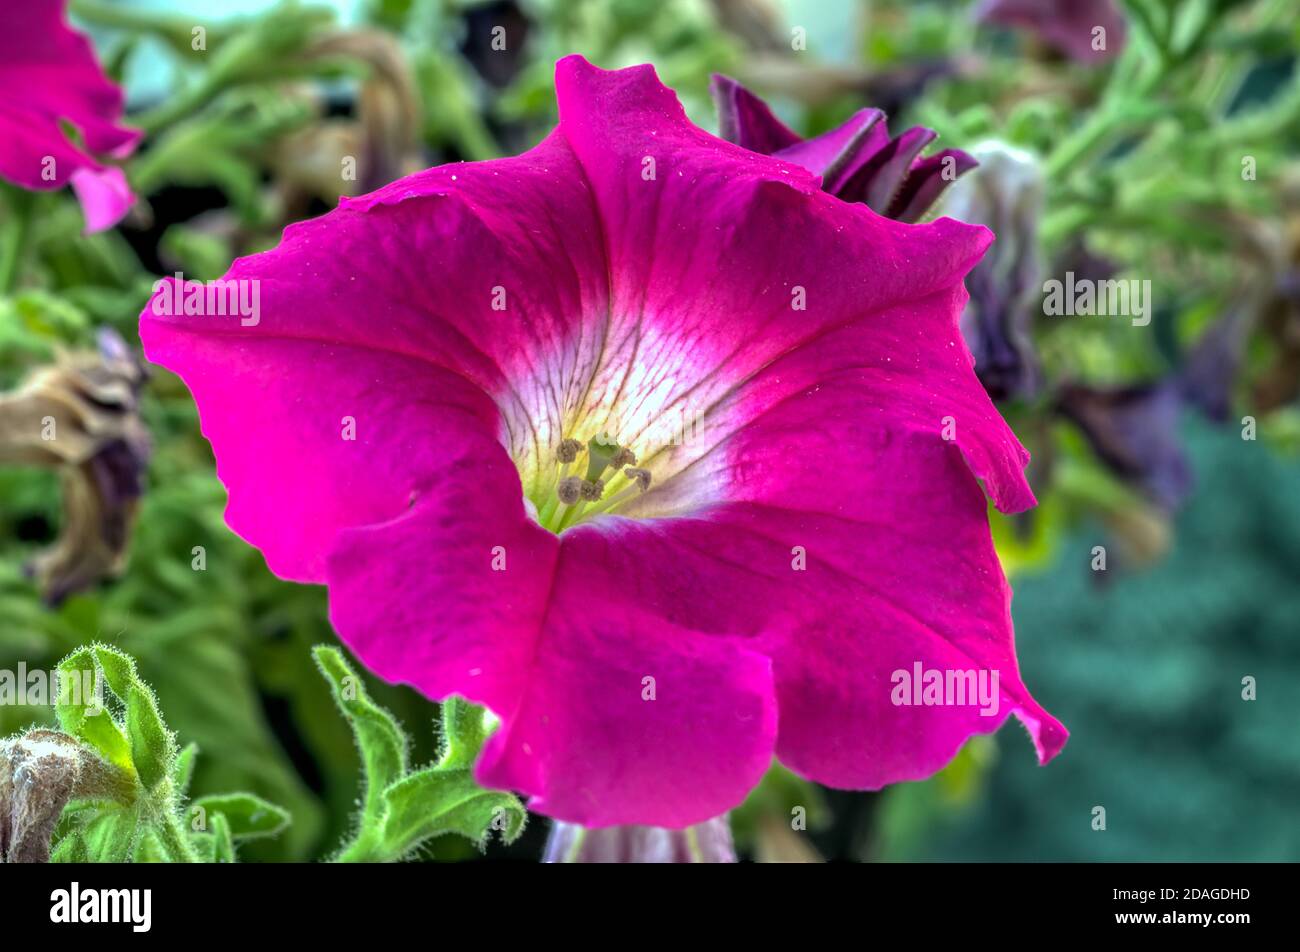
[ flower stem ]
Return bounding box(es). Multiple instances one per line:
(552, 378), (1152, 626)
(542, 815), (737, 863)
(157, 809), (202, 863)
(0, 186), (34, 294)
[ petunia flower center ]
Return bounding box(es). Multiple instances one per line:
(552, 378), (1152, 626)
(533, 432), (652, 532)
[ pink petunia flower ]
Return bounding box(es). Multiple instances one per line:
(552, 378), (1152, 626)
(711, 74), (977, 223)
(0, 0), (140, 233)
(140, 57), (1066, 828)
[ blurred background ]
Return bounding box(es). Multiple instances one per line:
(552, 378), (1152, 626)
(1, 0), (1297, 861)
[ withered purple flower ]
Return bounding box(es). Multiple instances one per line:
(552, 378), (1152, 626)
(1056, 381), (1193, 512)
(0, 330), (150, 604)
(976, 0), (1128, 64)
(940, 142), (1044, 401)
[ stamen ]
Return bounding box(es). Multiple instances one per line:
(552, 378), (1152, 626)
(539, 435), (646, 532)
(623, 467), (651, 491)
(556, 476), (583, 505)
(556, 437), (583, 483)
(583, 467), (652, 517)
(556, 438), (582, 464)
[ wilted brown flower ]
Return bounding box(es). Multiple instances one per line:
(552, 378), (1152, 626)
(0, 729), (130, 863)
(0, 329), (150, 604)
(275, 28), (422, 208)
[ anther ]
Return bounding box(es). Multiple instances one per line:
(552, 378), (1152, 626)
(556, 438), (582, 464)
(557, 476), (583, 505)
(623, 467), (651, 492)
(579, 478), (605, 501)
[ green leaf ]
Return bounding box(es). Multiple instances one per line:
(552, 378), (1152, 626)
(193, 793), (290, 841)
(90, 644), (137, 698)
(88, 645), (175, 791)
(50, 830), (88, 863)
(125, 684), (175, 791)
(209, 813), (236, 863)
(172, 742), (198, 797)
(380, 767), (526, 857)
(81, 808), (137, 863)
(312, 646), (407, 819)
(438, 697), (490, 769)
(55, 649), (133, 773)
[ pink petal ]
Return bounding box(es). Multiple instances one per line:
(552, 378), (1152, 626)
(772, 108), (889, 193)
(709, 73), (802, 155)
(69, 165), (133, 234)
(0, 0), (139, 230)
(326, 432), (560, 726)
(140, 131), (608, 580)
(476, 524), (778, 828)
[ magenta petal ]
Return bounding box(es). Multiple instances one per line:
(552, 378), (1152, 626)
(839, 125), (937, 213)
(325, 444), (778, 829)
(709, 73), (803, 155)
(477, 526), (778, 828)
(139, 326), (501, 583)
(70, 166), (133, 233)
(772, 108), (889, 193)
(0, 0), (140, 230)
(326, 434), (561, 723)
(890, 149), (980, 224)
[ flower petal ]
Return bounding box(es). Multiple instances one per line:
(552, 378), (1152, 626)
(772, 108), (889, 194)
(477, 527), (778, 828)
(565, 287), (1061, 788)
(554, 57), (1028, 513)
(140, 130), (609, 579)
(708, 73), (802, 155)
(69, 166), (133, 234)
(890, 148), (980, 224)
(324, 444), (778, 829)
(326, 432), (560, 723)
(0, 0), (140, 230)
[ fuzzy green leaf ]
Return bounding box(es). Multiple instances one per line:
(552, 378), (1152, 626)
(81, 808), (137, 863)
(55, 649), (132, 773)
(380, 767), (526, 856)
(172, 742), (198, 797)
(439, 697), (490, 769)
(125, 684), (174, 792)
(312, 646), (407, 820)
(193, 792), (290, 841)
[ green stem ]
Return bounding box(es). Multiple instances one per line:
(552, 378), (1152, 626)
(332, 827), (386, 863)
(0, 187), (34, 294)
(71, 0), (213, 53)
(157, 809), (202, 863)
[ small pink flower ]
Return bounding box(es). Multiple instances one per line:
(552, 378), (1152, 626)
(0, 0), (140, 233)
(140, 57), (1066, 828)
